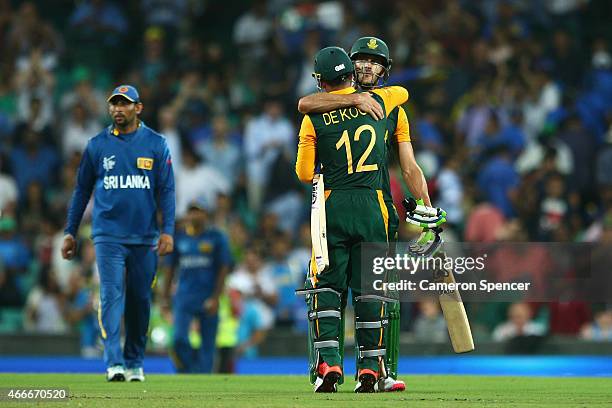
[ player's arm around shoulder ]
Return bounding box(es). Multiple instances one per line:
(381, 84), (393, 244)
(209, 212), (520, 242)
(297, 91), (384, 120)
(371, 86), (409, 115)
(295, 115), (316, 183)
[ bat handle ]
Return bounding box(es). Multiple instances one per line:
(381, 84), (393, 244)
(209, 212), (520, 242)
(402, 197), (417, 212)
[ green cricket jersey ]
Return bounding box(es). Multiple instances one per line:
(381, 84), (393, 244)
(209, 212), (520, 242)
(295, 86), (409, 190)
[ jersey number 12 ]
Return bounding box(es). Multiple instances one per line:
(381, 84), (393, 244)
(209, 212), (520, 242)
(335, 124), (378, 174)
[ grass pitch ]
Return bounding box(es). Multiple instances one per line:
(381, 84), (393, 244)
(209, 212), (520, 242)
(0, 374), (610, 407)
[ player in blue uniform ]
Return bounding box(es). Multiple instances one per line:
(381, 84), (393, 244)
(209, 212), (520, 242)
(62, 85), (175, 382)
(163, 197), (232, 373)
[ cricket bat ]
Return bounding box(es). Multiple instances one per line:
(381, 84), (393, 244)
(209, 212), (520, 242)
(311, 173), (329, 273)
(434, 255), (475, 353)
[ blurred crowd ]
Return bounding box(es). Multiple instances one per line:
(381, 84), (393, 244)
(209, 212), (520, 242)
(1, 0), (612, 361)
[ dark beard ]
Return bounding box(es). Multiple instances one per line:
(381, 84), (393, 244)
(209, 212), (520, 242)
(114, 117), (135, 129)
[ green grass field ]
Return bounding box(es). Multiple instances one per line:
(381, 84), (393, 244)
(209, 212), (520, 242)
(0, 374), (610, 407)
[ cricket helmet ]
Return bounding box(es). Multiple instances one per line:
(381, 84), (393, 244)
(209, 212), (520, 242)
(312, 46), (354, 89)
(349, 37), (393, 88)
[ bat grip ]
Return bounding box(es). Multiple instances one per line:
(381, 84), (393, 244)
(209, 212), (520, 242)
(403, 197), (439, 217)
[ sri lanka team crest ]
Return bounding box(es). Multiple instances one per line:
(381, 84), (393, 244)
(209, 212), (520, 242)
(119, 86), (129, 93)
(137, 157), (154, 170)
(367, 38), (378, 49)
(199, 241), (213, 253)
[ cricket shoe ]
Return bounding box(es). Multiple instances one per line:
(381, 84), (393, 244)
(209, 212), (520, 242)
(376, 377), (406, 392)
(354, 369), (378, 393)
(106, 365), (126, 382)
(314, 362), (342, 393)
(126, 367), (145, 382)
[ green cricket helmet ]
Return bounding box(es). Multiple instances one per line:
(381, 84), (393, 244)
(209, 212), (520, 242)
(312, 46), (354, 89)
(349, 37), (393, 88)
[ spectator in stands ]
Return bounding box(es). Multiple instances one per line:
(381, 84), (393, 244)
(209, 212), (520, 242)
(141, 0), (188, 36)
(413, 299), (448, 343)
(596, 112), (612, 185)
(212, 193), (236, 234)
(522, 66), (562, 140)
(0, 1), (14, 67)
(436, 156), (464, 226)
(243, 100), (294, 213)
(581, 310), (612, 341)
(476, 146), (520, 218)
(59, 66), (106, 121)
(0, 153), (17, 216)
(139, 26), (168, 87)
(227, 219), (249, 264)
(464, 201), (506, 242)
(157, 106), (183, 173)
(457, 82), (494, 147)
(295, 31), (322, 98)
(557, 114), (597, 190)
(10, 127), (59, 200)
(61, 103), (102, 158)
(265, 231), (296, 326)
(228, 246), (276, 358)
(6, 1), (62, 69)
(549, 29), (584, 88)
(69, 0), (127, 49)
(492, 302), (546, 342)
(548, 300), (591, 336)
(263, 146), (303, 234)
(174, 146), (229, 219)
(0, 259), (23, 308)
(199, 115), (242, 191)
(171, 70), (211, 149)
(48, 156), (80, 221)
(475, 111), (525, 161)
(536, 172), (569, 240)
(0, 216), (31, 282)
(24, 268), (67, 334)
(15, 66), (54, 140)
(18, 181), (49, 244)
(233, 0), (272, 70)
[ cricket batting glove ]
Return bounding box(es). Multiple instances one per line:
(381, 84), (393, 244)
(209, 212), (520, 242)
(403, 198), (446, 228)
(403, 198), (446, 258)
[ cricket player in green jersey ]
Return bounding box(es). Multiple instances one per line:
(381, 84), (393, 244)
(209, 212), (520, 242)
(298, 37), (439, 392)
(295, 46), (408, 393)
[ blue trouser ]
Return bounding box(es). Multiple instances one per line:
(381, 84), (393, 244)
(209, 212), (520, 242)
(172, 300), (219, 373)
(95, 242), (157, 369)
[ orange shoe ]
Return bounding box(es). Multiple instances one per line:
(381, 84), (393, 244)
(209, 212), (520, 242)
(354, 369), (378, 393)
(314, 362), (342, 393)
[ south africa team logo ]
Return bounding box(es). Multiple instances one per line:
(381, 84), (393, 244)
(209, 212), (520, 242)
(103, 155), (116, 172)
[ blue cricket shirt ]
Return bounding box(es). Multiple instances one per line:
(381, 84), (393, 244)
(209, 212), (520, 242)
(170, 227), (232, 309)
(65, 122), (175, 245)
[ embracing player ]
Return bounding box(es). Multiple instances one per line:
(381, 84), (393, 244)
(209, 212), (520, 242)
(296, 46), (408, 393)
(298, 37), (436, 392)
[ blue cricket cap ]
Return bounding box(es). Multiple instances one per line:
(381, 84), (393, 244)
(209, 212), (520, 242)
(107, 85), (140, 103)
